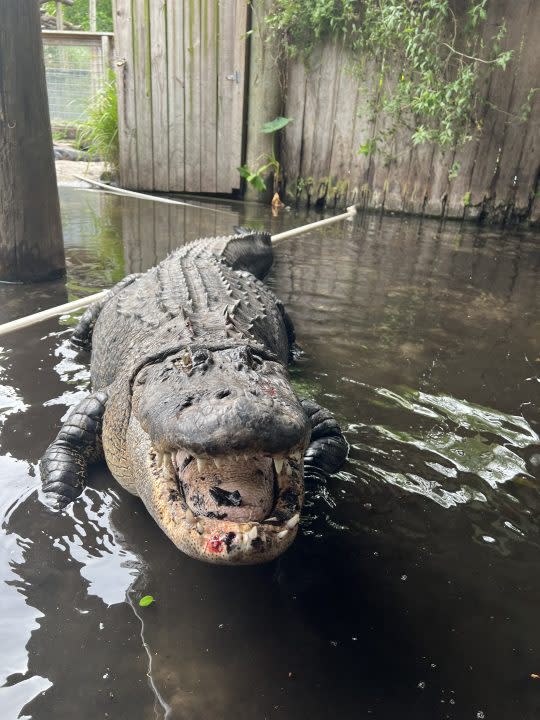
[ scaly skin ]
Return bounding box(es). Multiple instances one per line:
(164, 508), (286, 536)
(40, 231), (348, 564)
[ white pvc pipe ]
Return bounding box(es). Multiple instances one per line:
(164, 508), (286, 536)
(271, 205), (357, 243)
(72, 175), (236, 216)
(0, 183), (357, 338)
(0, 291), (108, 339)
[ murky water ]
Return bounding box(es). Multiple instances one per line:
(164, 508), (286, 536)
(1, 188), (539, 719)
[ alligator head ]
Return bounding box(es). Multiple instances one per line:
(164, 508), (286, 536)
(125, 344), (310, 564)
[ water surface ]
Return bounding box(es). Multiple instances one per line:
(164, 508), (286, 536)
(1, 189), (539, 719)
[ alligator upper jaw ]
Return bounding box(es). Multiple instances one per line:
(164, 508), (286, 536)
(147, 445), (305, 564)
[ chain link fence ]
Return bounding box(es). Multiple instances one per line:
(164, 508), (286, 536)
(42, 31), (113, 126)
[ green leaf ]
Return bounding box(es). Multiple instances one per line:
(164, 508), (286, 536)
(249, 174), (267, 192)
(261, 116), (293, 134)
(237, 164), (252, 180)
(139, 595), (155, 607)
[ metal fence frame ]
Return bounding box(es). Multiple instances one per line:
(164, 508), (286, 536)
(42, 30), (114, 127)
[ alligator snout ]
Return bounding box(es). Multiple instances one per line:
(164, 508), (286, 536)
(134, 346), (310, 458)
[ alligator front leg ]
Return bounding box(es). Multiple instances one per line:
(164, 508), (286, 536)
(40, 390), (109, 507)
(301, 400), (348, 483)
(72, 274), (140, 350)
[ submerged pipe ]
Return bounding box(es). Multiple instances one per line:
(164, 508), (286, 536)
(0, 181), (357, 338)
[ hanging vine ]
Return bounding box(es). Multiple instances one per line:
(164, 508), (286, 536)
(266, 0), (521, 153)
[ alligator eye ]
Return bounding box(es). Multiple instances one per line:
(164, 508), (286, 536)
(243, 347), (262, 370)
(192, 349), (210, 366)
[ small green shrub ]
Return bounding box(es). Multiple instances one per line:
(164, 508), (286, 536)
(77, 71), (119, 173)
(267, 0), (518, 156)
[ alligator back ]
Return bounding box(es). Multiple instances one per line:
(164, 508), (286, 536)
(90, 233), (291, 390)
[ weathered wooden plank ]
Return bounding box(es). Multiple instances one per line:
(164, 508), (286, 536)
(132, 0), (154, 189)
(298, 46), (323, 198)
(113, 0), (138, 188)
(166, 0), (185, 191)
(282, 58), (307, 201)
(423, 147), (454, 217)
(493, 0), (539, 216)
(347, 59), (380, 207)
(444, 3), (503, 221)
(216, 0), (247, 193)
(184, 0), (201, 192)
(401, 143), (436, 216)
(200, 0), (218, 193)
(229, 0), (248, 192)
(150, 0), (169, 190)
(216, 0), (233, 193)
(466, 0), (528, 211)
(327, 54), (359, 207)
(310, 42), (343, 201)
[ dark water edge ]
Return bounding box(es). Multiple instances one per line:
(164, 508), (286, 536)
(0, 188), (539, 719)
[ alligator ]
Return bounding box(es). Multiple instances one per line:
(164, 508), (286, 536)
(40, 230), (348, 564)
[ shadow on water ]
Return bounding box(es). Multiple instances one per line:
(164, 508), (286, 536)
(0, 188), (539, 719)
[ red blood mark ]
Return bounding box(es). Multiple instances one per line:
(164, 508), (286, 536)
(260, 383), (276, 398)
(207, 533), (225, 553)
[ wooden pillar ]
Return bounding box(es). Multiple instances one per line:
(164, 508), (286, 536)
(55, 1), (64, 29)
(0, 0), (65, 282)
(89, 0), (97, 31)
(244, 0), (283, 202)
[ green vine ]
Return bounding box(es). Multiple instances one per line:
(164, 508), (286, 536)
(267, 0), (517, 152)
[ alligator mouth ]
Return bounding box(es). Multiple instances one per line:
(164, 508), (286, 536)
(148, 446), (304, 559)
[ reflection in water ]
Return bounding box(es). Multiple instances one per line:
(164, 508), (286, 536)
(0, 189), (539, 719)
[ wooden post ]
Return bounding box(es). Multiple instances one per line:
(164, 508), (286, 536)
(101, 34), (111, 78)
(55, 1), (64, 29)
(0, 1), (65, 282)
(89, 0), (97, 31)
(244, 0), (283, 202)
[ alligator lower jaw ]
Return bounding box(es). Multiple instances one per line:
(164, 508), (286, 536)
(147, 446), (304, 564)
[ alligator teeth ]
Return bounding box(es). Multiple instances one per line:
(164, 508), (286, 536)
(247, 525), (258, 541)
(196, 522), (204, 535)
(185, 509), (196, 525)
(287, 514), (300, 529)
(156, 451), (164, 468)
(163, 452), (175, 479)
(285, 463), (293, 477)
(277, 529), (288, 540)
(243, 454), (250, 462)
(214, 457), (224, 468)
(196, 458), (206, 473)
(273, 457), (284, 475)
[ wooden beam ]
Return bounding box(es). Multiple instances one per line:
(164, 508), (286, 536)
(89, 0), (97, 31)
(55, 1), (64, 29)
(0, 0), (65, 282)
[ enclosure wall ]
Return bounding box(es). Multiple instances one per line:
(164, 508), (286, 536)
(282, 0), (540, 222)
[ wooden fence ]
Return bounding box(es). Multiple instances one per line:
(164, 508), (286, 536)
(282, 0), (540, 222)
(113, 0), (248, 194)
(113, 0), (540, 223)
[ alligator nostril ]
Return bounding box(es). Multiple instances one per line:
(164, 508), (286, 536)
(235, 362), (244, 371)
(215, 388), (231, 399)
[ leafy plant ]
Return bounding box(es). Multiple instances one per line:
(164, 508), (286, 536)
(238, 116), (293, 196)
(42, 0), (113, 31)
(138, 595), (155, 607)
(267, 1), (519, 158)
(76, 71), (119, 173)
